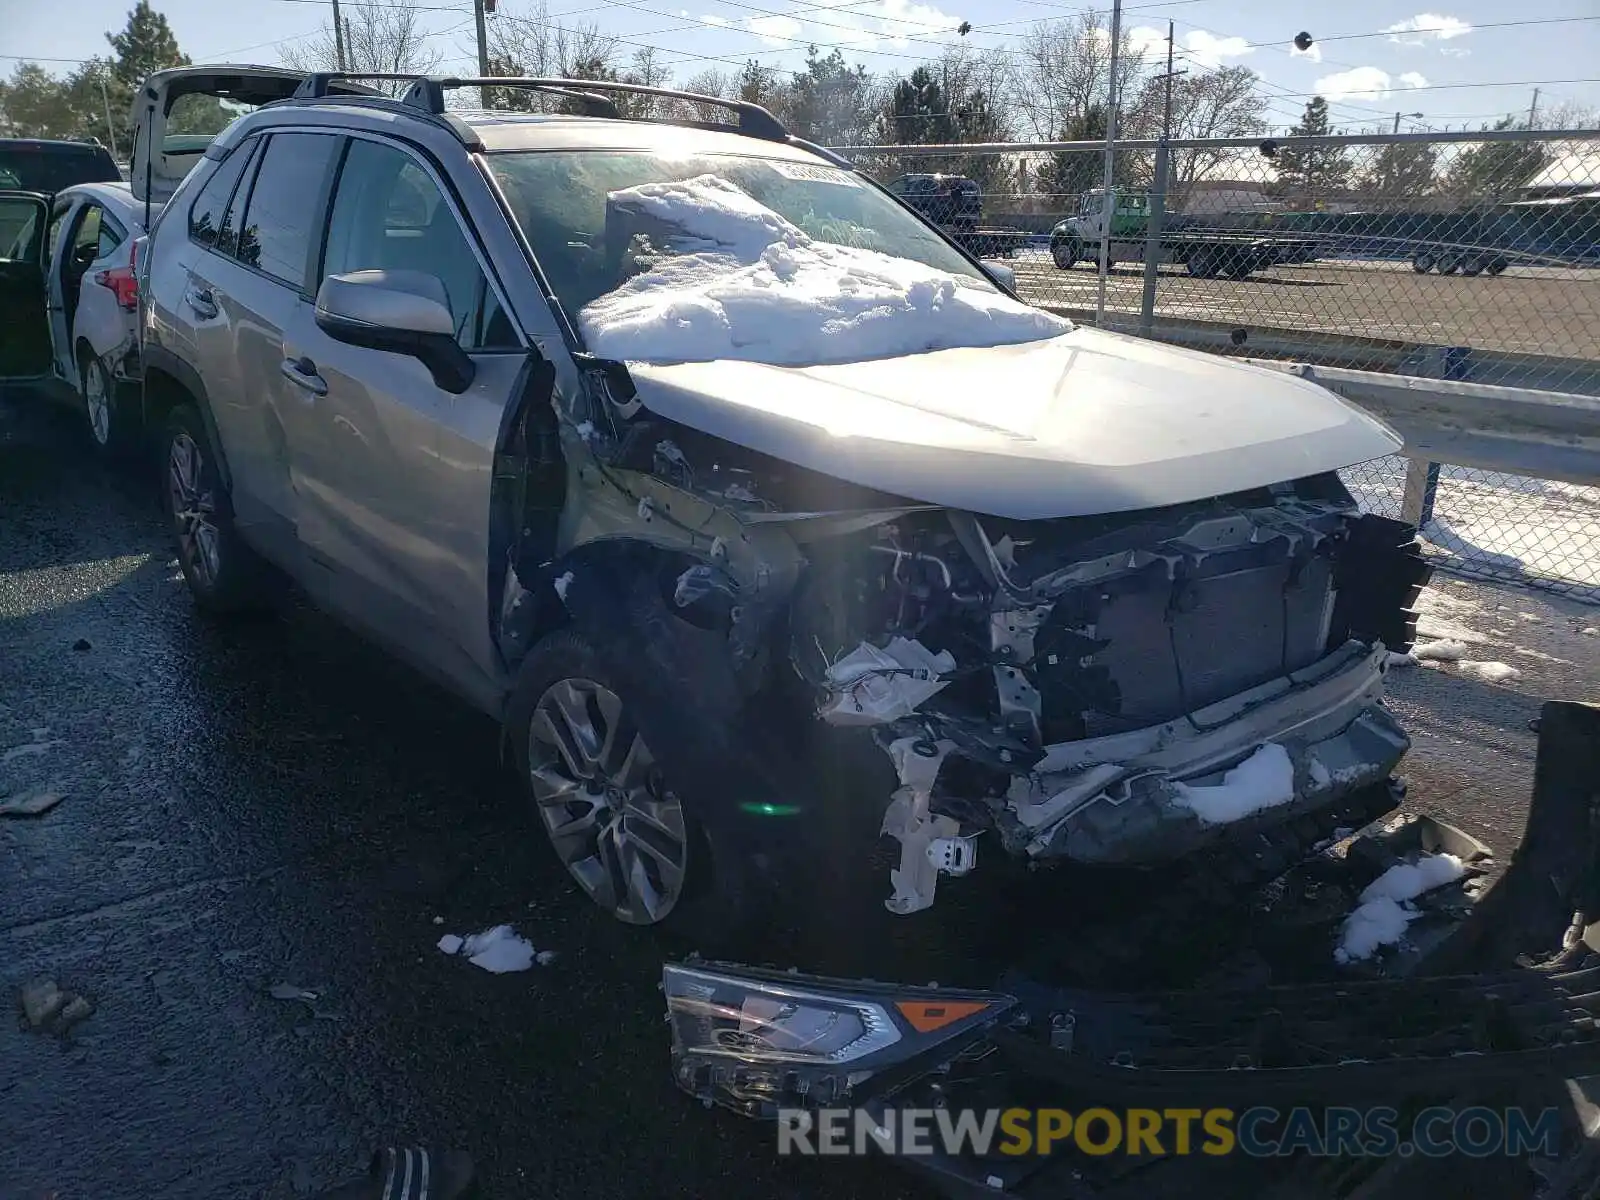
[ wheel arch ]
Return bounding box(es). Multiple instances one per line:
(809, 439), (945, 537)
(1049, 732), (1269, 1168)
(141, 346), (232, 489)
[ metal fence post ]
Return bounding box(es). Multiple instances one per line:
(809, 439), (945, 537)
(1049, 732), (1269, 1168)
(1401, 457), (1443, 529)
(1140, 141), (1169, 337)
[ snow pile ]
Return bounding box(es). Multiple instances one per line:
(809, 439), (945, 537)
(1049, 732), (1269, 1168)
(1172, 743), (1296, 825)
(1335, 852), (1466, 963)
(1456, 659), (1522, 684)
(1412, 639), (1469, 663)
(578, 174), (1069, 367)
(436, 924), (548, 974)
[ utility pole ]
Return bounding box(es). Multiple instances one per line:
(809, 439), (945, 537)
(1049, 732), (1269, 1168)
(1094, 0), (1122, 326)
(1527, 87), (1540, 129)
(473, 0), (492, 106)
(1140, 19), (1185, 336)
(332, 0), (346, 70)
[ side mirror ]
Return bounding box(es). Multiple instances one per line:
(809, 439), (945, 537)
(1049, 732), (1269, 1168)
(984, 261), (1017, 293)
(313, 269), (475, 394)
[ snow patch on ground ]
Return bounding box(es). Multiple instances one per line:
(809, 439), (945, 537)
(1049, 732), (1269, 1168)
(1412, 639), (1468, 663)
(1335, 852), (1467, 963)
(1172, 743), (1296, 825)
(578, 174), (1070, 367)
(553, 572), (574, 602)
(1384, 650), (1418, 668)
(436, 925), (547, 974)
(1456, 660), (1522, 684)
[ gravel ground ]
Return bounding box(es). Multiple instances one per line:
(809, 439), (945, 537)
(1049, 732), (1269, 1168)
(1, 386), (1594, 1200)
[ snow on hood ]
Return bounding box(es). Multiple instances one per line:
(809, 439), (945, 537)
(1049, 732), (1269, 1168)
(577, 174), (1070, 366)
(626, 327), (1403, 520)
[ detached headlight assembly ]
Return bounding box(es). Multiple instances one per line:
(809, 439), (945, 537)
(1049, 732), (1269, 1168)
(663, 962), (1014, 1116)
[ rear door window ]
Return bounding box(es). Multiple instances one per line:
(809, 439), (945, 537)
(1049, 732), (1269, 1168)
(235, 133), (340, 289)
(0, 145), (119, 193)
(188, 142), (254, 249)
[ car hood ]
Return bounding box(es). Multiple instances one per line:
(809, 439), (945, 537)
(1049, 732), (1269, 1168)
(624, 327), (1401, 520)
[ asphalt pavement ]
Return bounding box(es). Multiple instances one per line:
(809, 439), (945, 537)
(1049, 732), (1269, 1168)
(0, 390), (920, 1200)
(2, 385), (1596, 1200)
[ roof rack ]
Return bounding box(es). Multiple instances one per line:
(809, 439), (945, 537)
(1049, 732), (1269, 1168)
(408, 77), (790, 143)
(295, 73), (792, 144)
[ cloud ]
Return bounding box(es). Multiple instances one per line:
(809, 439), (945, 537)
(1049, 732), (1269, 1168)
(1315, 66), (1397, 101)
(1180, 30), (1253, 70)
(747, 14), (803, 43)
(1127, 25), (1168, 57)
(701, 11), (727, 23)
(1398, 71), (1429, 89)
(1383, 12), (1473, 44)
(1440, 46), (1471, 58)
(1289, 40), (1322, 62)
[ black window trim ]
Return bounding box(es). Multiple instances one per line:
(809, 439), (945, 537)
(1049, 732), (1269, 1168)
(185, 133), (260, 255)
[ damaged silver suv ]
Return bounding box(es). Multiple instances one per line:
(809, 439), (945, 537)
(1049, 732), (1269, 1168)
(137, 69), (1427, 939)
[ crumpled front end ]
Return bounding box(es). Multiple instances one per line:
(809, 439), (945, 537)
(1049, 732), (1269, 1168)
(789, 475), (1431, 913)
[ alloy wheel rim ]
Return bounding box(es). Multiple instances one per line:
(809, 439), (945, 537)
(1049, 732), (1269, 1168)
(84, 365), (110, 445)
(526, 677), (688, 924)
(168, 432), (220, 587)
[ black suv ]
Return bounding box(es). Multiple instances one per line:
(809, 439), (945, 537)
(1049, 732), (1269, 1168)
(0, 139), (121, 195)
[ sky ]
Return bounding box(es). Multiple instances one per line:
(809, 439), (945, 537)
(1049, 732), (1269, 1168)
(1, 0), (1597, 135)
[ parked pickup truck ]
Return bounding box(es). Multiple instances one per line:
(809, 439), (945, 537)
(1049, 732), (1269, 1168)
(1050, 189), (1320, 278)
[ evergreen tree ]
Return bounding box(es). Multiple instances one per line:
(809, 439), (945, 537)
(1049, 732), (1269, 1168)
(1446, 116), (1547, 198)
(1274, 96), (1352, 204)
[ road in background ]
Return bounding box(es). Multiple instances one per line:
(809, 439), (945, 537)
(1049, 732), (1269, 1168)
(1, 389), (1594, 1199)
(1011, 253), (1600, 359)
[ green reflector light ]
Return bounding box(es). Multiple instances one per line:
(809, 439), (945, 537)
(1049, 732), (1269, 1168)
(739, 802), (803, 817)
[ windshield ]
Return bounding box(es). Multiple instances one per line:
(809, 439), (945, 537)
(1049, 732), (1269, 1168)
(486, 150), (1069, 366)
(487, 150), (990, 316)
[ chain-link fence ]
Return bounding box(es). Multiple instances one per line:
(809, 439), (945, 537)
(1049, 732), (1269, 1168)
(836, 129), (1600, 601)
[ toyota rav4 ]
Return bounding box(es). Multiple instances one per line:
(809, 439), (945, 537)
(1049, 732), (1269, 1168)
(123, 68), (1427, 943)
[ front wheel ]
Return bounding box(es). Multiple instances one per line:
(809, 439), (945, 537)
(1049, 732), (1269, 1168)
(1439, 252), (1462, 275)
(508, 615), (754, 947)
(1050, 238), (1079, 270)
(1412, 253), (1436, 273)
(162, 403), (276, 613)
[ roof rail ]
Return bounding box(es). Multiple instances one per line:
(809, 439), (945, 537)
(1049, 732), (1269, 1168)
(401, 76), (791, 143)
(291, 72), (406, 100)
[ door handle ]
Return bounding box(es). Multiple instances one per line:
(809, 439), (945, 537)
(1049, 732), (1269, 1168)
(183, 285), (218, 320)
(279, 356), (328, 397)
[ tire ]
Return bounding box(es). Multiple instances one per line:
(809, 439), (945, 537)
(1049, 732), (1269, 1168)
(79, 351), (132, 457)
(1051, 238), (1079, 270)
(1412, 253), (1436, 273)
(1439, 253), (1461, 275)
(507, 587), (758, 948)
(1486, 257), (1508, 276)
(1223, 255), (1254, 280)
(162, 403), (276, 613)
(1187, 249), (1220, 278)
(1461, 257), (1484, 277)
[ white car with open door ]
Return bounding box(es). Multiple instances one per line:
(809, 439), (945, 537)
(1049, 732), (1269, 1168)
(0, 67), (371, 453)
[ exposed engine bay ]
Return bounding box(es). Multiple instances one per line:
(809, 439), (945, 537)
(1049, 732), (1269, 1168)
(497, 362), (1430, 918)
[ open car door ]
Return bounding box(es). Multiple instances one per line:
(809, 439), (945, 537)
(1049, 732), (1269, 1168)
(129, 66), (377, 208)
(0, 191), (52, 380)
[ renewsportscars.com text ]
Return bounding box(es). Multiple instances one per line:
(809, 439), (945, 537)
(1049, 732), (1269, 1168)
(777, 1106), (1564, 1159)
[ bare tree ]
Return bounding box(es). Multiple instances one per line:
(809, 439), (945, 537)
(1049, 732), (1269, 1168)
(483, 1), (617, 106)
(1008, 11), (1150, 143)
(1123, 65), (1268, 199)
(282, 0), (441, 93)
